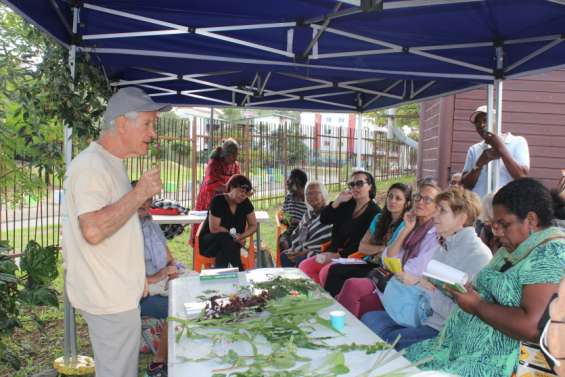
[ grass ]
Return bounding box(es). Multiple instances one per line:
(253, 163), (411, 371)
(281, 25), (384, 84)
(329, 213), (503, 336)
(0, 175), (415, 377)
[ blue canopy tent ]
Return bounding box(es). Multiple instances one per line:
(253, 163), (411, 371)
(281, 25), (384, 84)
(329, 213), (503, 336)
(5, 0), (565, 372)
(6, 0), (565, 112)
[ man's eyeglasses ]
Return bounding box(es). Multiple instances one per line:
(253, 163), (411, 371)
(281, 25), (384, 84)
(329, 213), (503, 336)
(413, 193), (434, 205)
(347, 180), (367, 189)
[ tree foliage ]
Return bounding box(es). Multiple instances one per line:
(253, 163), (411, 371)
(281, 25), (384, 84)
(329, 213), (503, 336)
(365, 103), (420, 128)
(0, 5), (110, 200)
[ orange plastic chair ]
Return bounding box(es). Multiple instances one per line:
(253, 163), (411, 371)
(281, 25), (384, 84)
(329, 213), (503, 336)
(319, 241), (332, 253)
(347, 251), (365, 260)
(193, 226), (256, 272)
(275, 210), (288, 267)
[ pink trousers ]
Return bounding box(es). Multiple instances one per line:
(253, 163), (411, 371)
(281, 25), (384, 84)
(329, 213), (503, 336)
(298, 256), (332, 286)
(335, 277), (383, 318)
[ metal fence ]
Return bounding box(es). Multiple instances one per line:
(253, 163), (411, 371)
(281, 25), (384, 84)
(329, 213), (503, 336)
(1, 116), (416, 251)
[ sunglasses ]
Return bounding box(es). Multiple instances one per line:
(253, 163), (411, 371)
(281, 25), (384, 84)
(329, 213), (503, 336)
(347, 180), (367, 189)
(413, 193), (435, 205)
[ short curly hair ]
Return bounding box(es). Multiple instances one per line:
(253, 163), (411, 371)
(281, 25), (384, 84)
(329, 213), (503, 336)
(493, 177), (554, 227)
(435, 186), (481, 226)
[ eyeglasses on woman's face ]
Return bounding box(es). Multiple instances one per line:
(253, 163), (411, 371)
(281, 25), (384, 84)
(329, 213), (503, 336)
(347, 180), (367, 189)
(413, 193), (434, 205)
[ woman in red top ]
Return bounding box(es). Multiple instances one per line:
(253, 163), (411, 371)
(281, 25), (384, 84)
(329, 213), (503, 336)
(191, 138), (240, 243)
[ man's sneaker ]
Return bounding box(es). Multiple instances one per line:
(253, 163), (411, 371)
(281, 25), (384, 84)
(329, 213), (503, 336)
(145, 362), (167, 377)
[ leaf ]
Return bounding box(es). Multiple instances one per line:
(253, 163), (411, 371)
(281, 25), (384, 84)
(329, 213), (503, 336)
(18, 286), (59, 307)
(0, 272), (18, 284)
(20, 241), (59, 286)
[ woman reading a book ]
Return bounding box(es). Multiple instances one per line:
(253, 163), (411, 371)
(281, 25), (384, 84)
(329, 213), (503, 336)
(198, 174), (257, 270)
(335, 178), (441, 318)
(405, 178), (565, 377)
(361, 186), (492, 349)
(299, 170), (380, 285)
(323, 182), (412, 296)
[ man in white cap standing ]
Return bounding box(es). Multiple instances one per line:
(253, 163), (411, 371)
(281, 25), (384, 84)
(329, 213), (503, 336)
(62, 87), (171, 377)
(461, 105), (530, 198)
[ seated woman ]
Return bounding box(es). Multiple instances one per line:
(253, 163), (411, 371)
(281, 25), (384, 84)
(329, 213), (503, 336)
(191, 138), (240, 243)
(198, 174), (257, 270)
(405, 177), (565, 377)
(299, 170), (380, 285)
(136, 188), (180, 377)
(280, 181), (333, 267)
(335, 178), (441, 318)
(279, 168), (309, 251)
(362, 186), (492, 350)
(324, 182), (412, 296)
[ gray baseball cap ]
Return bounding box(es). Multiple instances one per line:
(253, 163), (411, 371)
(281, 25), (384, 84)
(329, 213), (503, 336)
(102, 87), (172, 124)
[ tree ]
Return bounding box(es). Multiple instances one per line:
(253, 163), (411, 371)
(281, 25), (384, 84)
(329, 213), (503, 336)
(268, 122), (309, 166)
(365, 103), (420, 128)
(0, 5), (110, 201)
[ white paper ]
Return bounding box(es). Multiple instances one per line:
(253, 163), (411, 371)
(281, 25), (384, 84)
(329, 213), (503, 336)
(331, 258), (367, 265)
(189, 210), (208, 216)
(423, 260), (468, 286)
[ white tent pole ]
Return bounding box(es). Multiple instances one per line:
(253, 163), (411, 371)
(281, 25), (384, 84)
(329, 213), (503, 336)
(486, 84), (494, 193)
(356, 113), (363, 168)
(62, 5), (79, 366)
(493, 45), (504, 191)
(209, 106), (214, 152)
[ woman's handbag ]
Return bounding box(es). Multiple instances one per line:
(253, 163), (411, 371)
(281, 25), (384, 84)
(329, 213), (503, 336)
(367, 266), (393, 293)
(382, 277), (432, 328)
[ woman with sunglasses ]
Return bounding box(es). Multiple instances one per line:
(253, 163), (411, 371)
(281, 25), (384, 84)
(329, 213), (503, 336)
(406, 178), (565, 377)
(299, 171), (380, 285)
(335, 178), (441, 318)
(323, 182), (412, 297)
(197, 174), (257, 270)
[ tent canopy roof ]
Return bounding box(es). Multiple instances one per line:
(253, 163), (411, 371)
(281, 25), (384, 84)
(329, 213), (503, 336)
(6, 0), (565, 112)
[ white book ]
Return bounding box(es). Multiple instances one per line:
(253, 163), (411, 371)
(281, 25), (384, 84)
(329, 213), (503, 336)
(422, 260), (468, 293)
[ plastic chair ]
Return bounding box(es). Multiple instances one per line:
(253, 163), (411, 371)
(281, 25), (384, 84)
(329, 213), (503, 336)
(347, 251), (365, 260)
(275, 210), (288, 267)
(193, 228), (256, 272)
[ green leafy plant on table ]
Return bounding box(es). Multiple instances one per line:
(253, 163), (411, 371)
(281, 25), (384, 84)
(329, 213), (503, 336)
(171, 276), (409, 377)
(0, 240), (60, 370)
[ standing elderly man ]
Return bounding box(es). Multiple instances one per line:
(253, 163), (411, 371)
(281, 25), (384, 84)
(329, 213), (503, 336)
(62, 87), (170, 377)
(461, 105), (530, 198)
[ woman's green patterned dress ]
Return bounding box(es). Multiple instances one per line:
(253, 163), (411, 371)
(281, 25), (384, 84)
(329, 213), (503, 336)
(405, 227), (565, 377)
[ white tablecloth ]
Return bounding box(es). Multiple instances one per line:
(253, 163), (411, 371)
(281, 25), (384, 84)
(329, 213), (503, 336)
(168, 268), (421, 376)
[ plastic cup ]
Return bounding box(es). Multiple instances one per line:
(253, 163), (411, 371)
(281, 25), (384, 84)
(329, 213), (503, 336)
(330, 310), (346, 332)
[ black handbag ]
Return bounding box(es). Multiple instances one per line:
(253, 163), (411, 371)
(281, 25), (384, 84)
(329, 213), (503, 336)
(367, 266), (393, 293)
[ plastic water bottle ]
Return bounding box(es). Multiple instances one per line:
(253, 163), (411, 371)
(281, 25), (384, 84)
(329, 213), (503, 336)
(229, 228), (237, 238)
